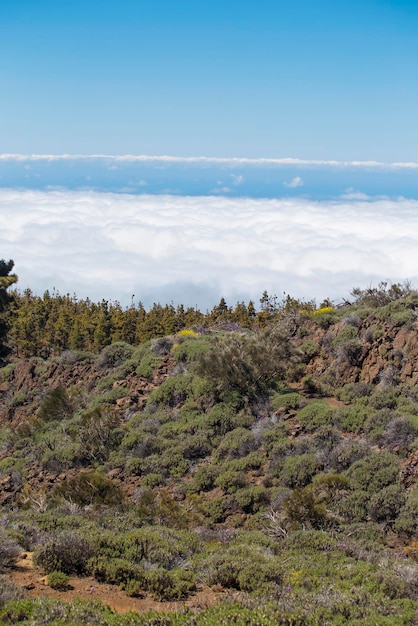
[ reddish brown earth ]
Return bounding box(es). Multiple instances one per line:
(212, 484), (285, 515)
(9, 552), (219, 615)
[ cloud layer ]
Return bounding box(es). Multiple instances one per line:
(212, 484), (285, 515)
(2, 153), (418, 170)
(1, 188), (418, 309)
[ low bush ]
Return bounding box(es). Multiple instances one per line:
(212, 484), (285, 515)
(38, 386), (73, 422)
(271, 391), (306, 411)
(145, 568), (196, 601)
(336, 490), (369, 523)
(328, 440), (369, 472)
(0, 531), (21, 571)
(33, 532), (93, 575)
(281, 453), (317, 488)
(197, 326), (298, 399)
(213, 427), (256, 462)
(46, 570), (70, 590)
(136, 352), (162, 379)
(281, 486), (329, 530)
(334, 405), (371, 433)
(96, 341), (135, 368)
(299, 340), (320, 362)
(233, 486), (270, 514)
(297, 401), (334, 431)
(394, 491), (418, 538)
(368, 484), (406, 523)
(0, 576), (25, 607)
(53, 471), (123, 507)
(192, 464), (220, 492)
(215, 468), (247, 494)
(345, 452), (400, 494)
(88, 556), (144, 585)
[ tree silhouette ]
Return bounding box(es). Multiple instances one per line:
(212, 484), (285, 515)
(0, 259), (18, 363)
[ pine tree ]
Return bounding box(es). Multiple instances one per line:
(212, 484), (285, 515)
(0, 259), (18, 362)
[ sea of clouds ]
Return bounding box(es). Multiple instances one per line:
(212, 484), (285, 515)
(2, 187), (418, 309)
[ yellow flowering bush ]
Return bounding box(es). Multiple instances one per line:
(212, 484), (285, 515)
(312, 306), (334, 316)
(177, 329), (199, 338)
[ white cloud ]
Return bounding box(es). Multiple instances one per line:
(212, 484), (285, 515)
(1, 189), (418, 308)
(231, 174), (245, 185)
(284, 176), (304, 188)
(2, 153), (418, 170)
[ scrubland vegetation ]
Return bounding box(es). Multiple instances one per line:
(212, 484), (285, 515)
(0, 266), (417, 624)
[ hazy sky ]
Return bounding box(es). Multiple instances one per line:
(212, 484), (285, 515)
(1, 2), (418, 309)
(2, 0), (418, 159)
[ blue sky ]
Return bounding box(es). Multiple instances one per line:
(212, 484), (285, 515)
(1, 2), (418, 308)
(2, 0), (418, 159)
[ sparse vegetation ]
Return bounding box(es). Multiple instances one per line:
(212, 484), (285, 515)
(0, 276), (417, 624)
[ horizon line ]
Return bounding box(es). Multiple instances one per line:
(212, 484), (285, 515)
(1, 153), (418, 170)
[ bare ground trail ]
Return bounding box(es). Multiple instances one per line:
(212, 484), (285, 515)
(8, 552), (219, 615)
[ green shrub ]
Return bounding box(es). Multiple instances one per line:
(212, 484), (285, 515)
(297, 401), (334, 431)
(33, 532), (93, 575)
(328, 440), (369, 472)
(213, 427), (256, 462)
(335, 382), (372, 403)
(87, 386), (128, 409)
(332, 325), (358, 345)
(46, 570), (70, 590)
(299, 340), (320, 362)
(334, 405), (371, 433)
(146, 374), (195, 408)
(271, 391), (305, 411)
(368, 485), (406, 522)
(345, 452), (400, 494)
(146, 568), (196, 601)
(336, 490), (369, 523)
(136, 352), (161, 378)
(97, 341), (135, 368)
(369, 388), (399, 410)
(364, 408), (395, 434)
(281, 453), (317, 488)
(172, 336), (212, 362)
(200, 403), (249, 437)
(197, 326), (298, 399)
(233, 486), (270, 513)
(215, 468), (247, 494)
(394, 491), (418, 537)
(8, 391), (27, 408)
(38, 386), (73, 422)
(199, 495), (231, 524)
(313, 311), (337, 328)
(192, 464), (220, 492)
(181, 432), (212, 460)
(88, 556), (144, 585)
(207, 546), (282, 593)
(122, 579), (146, 598)
(0, 531), (21, 571)
(53, 471), (123, 507)
(141, 473), (164, 488)
(78, 407), (123, 463)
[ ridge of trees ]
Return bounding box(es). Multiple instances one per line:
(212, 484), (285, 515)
(1, 256), (415, 360)
(5, 287), (319, 358)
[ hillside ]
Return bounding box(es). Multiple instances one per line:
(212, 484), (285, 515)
(0, 285), (417, 625)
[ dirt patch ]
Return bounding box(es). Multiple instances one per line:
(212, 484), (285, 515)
(8, 552), (219, 615)
(322, 397), (343, 409)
